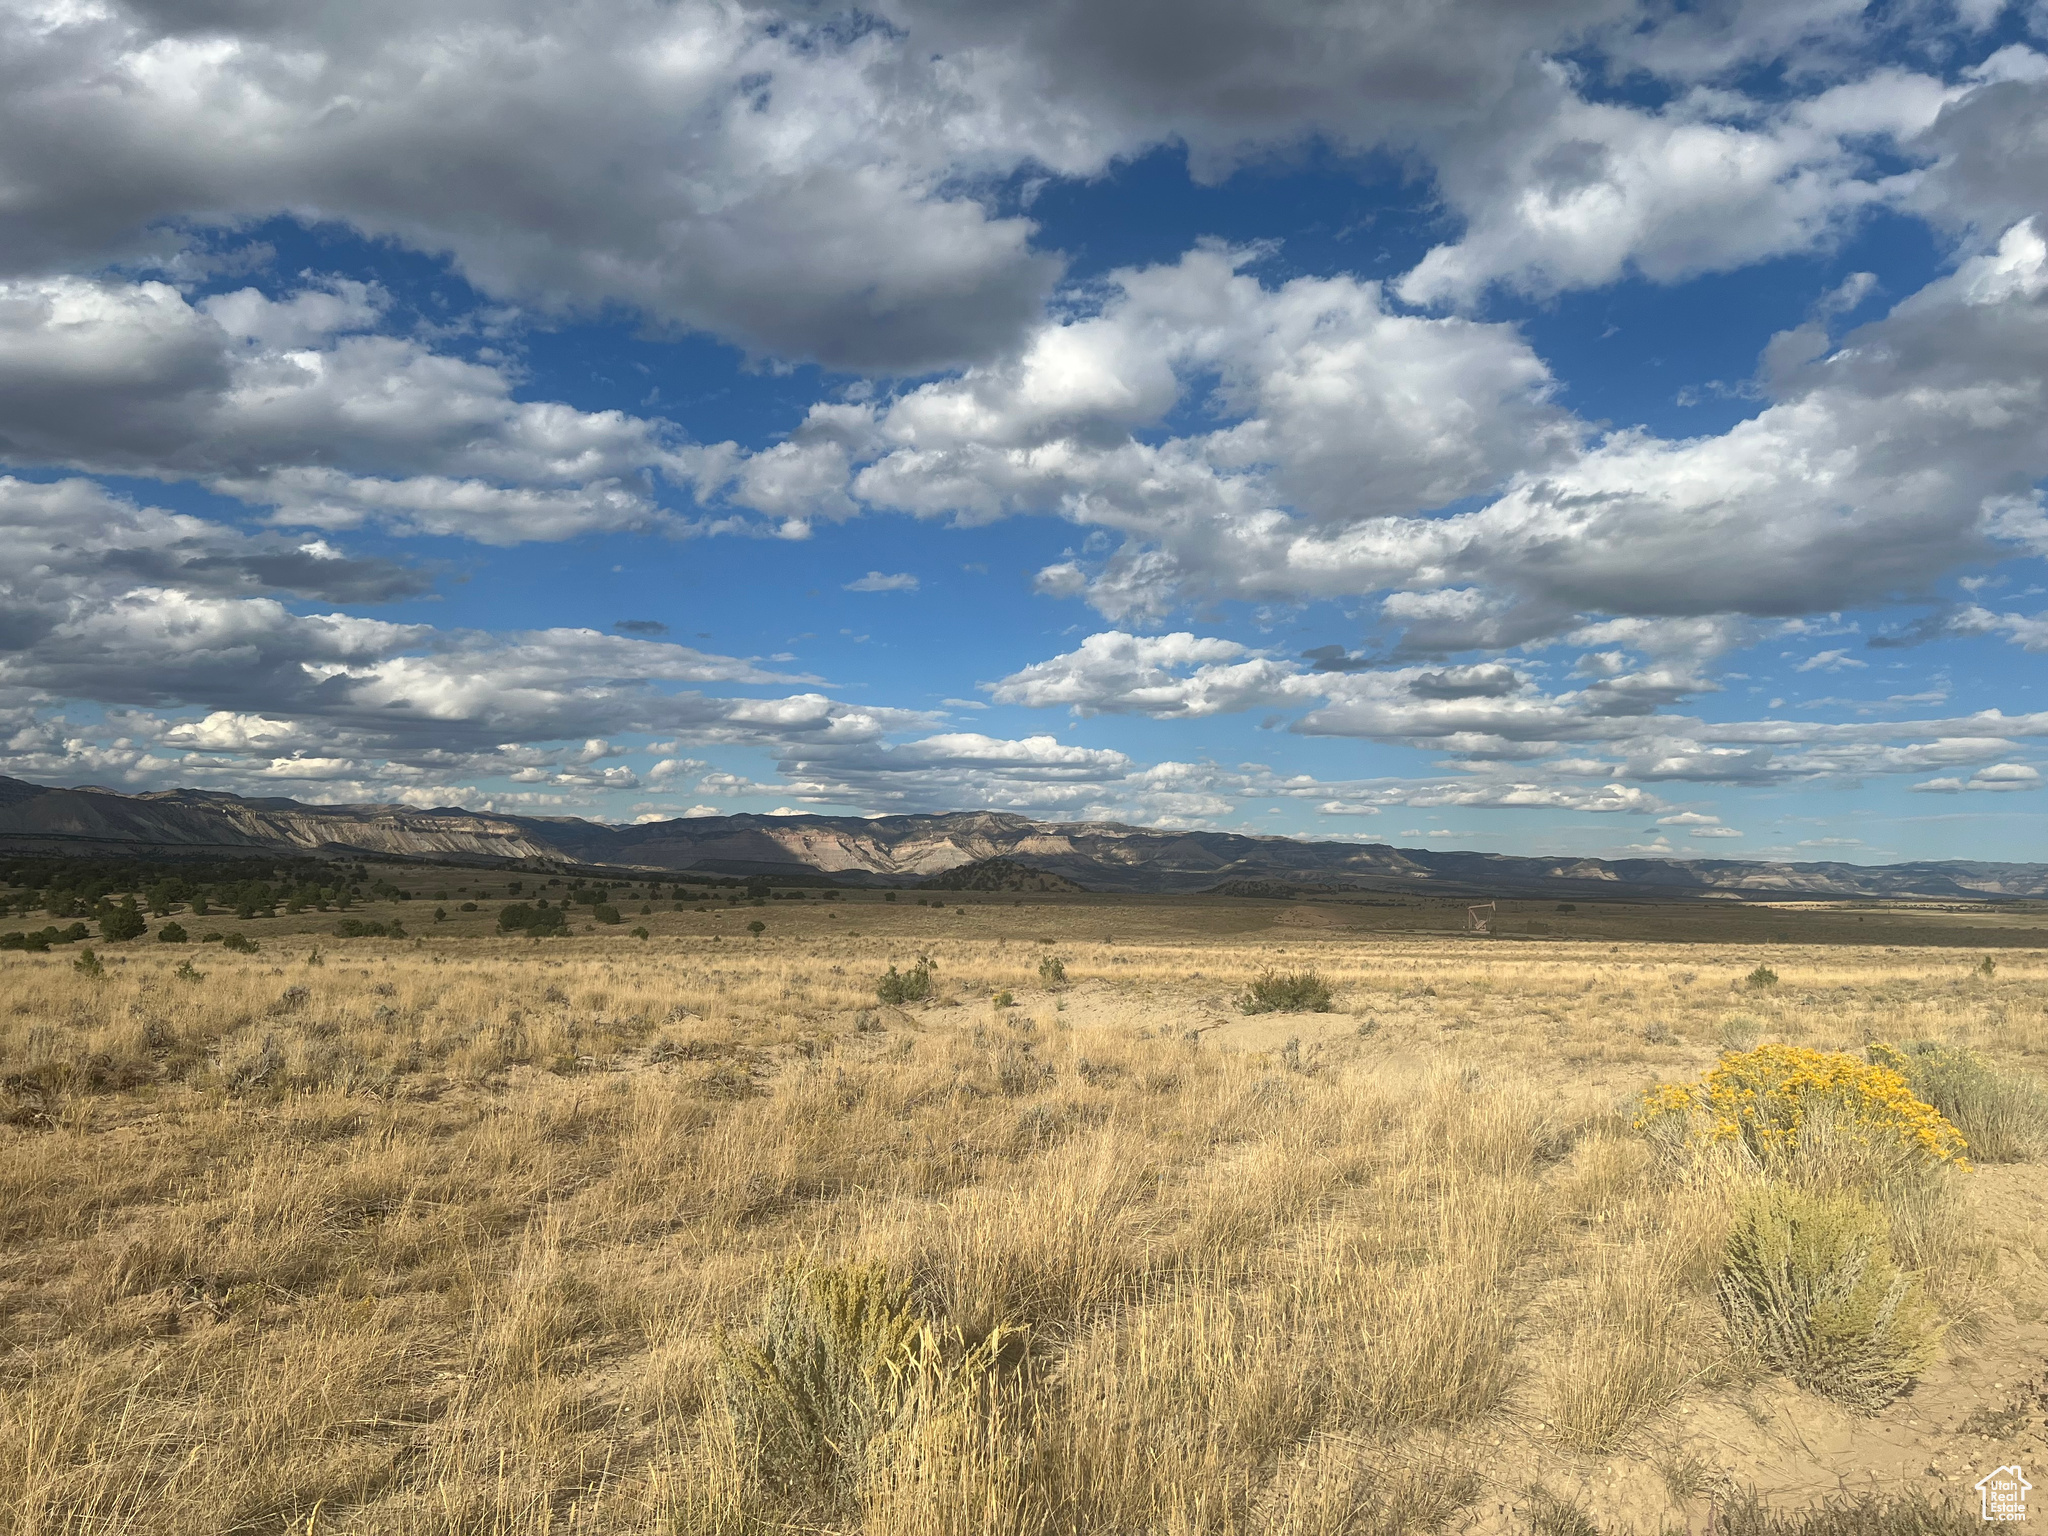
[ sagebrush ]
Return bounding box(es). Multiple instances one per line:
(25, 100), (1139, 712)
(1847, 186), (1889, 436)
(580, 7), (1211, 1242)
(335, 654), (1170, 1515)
(1237, 968), (1333, 1014)
(1717, 1184), (1941, 1410)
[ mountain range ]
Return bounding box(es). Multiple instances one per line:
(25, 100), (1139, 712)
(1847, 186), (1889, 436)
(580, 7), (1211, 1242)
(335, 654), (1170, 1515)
(0, 775), (2042, 902)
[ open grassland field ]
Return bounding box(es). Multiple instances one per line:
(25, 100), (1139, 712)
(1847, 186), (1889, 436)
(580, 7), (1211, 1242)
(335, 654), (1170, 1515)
(8, 857), (2048, 958)
(2, 886), (2046, 1534)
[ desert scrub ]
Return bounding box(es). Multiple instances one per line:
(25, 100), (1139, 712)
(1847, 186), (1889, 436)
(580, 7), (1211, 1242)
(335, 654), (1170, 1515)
(718, 1263), (1007, 1517)
(1716, 1185), (1940, 1410)
(1237, 968), (1333, 1015)
(720, 1263), (923, 1503)
(877, 959), (934, 1005)
(1867, 1040), (2048, 1163)
(1633, 1045), (1968, 1172)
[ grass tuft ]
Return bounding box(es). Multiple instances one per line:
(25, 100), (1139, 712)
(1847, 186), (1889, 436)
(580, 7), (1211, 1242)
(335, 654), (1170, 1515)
(1710, 1487), (1976, 1534)
(1521, 1486), (1602, 1536)
(718, 1262), (1014, 1523)
(1505, 1486), (1977, 1534)
(1543, 1247), (1692, 1452)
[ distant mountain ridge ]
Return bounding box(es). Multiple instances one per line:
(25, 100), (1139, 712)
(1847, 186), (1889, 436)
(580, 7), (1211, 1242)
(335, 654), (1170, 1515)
(0, 774), (2042, 901)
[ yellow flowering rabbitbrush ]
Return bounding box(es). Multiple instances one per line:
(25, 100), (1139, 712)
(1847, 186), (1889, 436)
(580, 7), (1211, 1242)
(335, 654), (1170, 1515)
(1634, 1044), (1969, 1169)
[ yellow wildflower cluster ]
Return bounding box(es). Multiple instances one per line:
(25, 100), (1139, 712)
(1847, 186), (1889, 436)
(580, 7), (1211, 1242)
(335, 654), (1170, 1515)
(1633, 1044), (1969, 1169)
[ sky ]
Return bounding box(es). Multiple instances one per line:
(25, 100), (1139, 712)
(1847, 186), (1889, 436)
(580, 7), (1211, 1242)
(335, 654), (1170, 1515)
(1, 0), (2045, 865)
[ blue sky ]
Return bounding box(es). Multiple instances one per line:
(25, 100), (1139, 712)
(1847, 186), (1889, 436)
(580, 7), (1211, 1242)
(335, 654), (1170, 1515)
(0, 0), (2044, 863)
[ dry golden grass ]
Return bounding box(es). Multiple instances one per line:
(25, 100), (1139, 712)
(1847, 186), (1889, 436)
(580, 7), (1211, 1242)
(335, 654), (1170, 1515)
(0, 919), (2042, 1533)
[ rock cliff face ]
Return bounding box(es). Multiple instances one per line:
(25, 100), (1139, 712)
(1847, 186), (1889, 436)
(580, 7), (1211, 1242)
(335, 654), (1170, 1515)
(0, 775), (2042, 901)
(0, 780), (562, 860)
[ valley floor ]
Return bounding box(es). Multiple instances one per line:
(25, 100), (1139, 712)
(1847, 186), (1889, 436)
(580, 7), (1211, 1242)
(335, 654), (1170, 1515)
(1, 919), (2043, 1533)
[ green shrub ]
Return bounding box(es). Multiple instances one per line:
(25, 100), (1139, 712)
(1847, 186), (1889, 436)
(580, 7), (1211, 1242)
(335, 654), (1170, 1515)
(99, 898), (146, 942)
(1868, 1041), (2048, 1163)
(1746, 964), (1779, 989)
(156, 921), (188, 943)
(2, 923), (89, 952)
(72, 946), (104, 978)
(876, 959), (934, 1004)
(496, 903), (568, 937)
(630, 926), (650, 940)
(594, 903), (622, 924)
(1237, 968), (1333, 1014)
(1717, 1186), (1939, 1410)
(221, 933), (259, 954)
(1037, 954), (1067, 987)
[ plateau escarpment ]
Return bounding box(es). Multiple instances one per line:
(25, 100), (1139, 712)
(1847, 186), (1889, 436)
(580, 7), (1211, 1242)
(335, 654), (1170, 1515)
(0, 775), (2042, 901)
